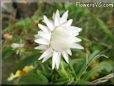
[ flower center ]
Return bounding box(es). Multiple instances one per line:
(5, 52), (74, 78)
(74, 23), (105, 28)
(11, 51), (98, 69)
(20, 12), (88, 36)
(50, 26), (73, 51)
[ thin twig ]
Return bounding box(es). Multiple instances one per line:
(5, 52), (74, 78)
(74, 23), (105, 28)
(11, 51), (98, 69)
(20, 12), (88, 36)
(89, 73), (114, 85)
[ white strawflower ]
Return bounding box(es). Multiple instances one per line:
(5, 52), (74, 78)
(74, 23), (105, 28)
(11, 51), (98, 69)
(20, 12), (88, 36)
(11, 43), (24, 54)
(34, 10), (84, 69)
(11, 43), (24, 49)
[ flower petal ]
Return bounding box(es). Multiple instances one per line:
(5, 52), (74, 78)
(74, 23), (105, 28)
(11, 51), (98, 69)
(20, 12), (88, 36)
(66, 49), (72, 56)
(34, 38), (49, 45)
(52, 51), (59, 70)
(37, 32), (51, 40)
(55, 52), (61, 69)
(72, 43), (84, 49)
(60, 10), (68, 24)
(61, 19), (73, 26)
(62, 51), (69, 63)
(38, 24), (49, 32)
(74, 37), (82, 42)
(68, 31), (79, 36)
(42, 52), (52, 63)
(44, 16), (55, 31)
(54, 10), (60, 26)
(35, 45), (48, 50)
(38, 48), (52, 60)
(69, 26), (82, 33)
(34, 31), (48, 38)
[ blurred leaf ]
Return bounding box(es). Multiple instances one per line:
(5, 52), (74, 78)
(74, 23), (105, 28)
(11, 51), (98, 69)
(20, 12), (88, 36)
(70, 58), (84, 74)
(14, 51), (40, 70)
(78, 50), (100, 76)
(2, 47), (13, 59)
(83, 66), (103, 80)
(88, 50), (100, 65)
(15, 17), (32, 28)
(18, 70), (48, 84)
(100, 61), (113, 72)
(55, 77), (69, 84)
(83, 61), (113, 80)
(76, 79), (89, 85)
(91, 14), (114, 42)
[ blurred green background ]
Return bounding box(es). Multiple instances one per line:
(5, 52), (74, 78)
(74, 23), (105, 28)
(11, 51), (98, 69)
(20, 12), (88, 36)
(2, 1), (114, 85)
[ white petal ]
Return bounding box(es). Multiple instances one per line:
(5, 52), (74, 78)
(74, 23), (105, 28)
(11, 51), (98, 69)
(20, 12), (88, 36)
(35, 31), (48, 38)
(42, 56), (51, 63)
(38, 24), (49, 32)
(37, 32), (51, 40)
(69, 26), (82, 33)
(72, 43), (84, 49)
(35, 45), (48, 50)
(52, 51), (59, 70)
(44, 16), (55, 31)
(60, 10), (68, 24)
(54, 10), (60, 26)
(69, 31), (79, 36)
(42, 52), (52, 62)
(55, 52), (61, 69)
(66, 49), (72, 56)
(62, 51), (69, 63)
(34, 38), (49, 45)
(38, 48), (52, 60)
(67, 26), (82, 36)
(38, 31), (46, 35)
(61, 19), (73, 26)
(75, 37), (82, 42)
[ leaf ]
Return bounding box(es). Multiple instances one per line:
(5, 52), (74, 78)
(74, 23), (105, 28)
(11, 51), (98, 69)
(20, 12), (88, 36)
(36, 70), (48, 83)
(14, 51), (40, 70)
(83, 66), (103, 80)
(55, 77), (69, 84)
(77, 50), (100, 77)
(88, 50), (100, 65)
(100, 61), (113, 72)
(69, 58), (84, 75)
(76, 79), (90, 85)
(15, 17), (32, 28)
(18, 70), (48, 84)
(83, 61), (113, 80)
(2, 47), (13, 59)
(91, 14), (114, 42)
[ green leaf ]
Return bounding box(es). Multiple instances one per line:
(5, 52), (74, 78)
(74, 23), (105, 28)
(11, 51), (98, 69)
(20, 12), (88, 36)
(18, 70), (48, 84)
(14, 51), (40, 70)
(91, 14), (114, 42)
(2, 47), (14, 59)
(83, 66), (103, 80)
(88, 50), (100, 65)
(76, 79), (89, 85)
(77, 50), (100, 76)
(70, 59), (85, 74)
(15, 17), (32, 28)
(55, 77), (69, 84)
(83, 61), (113, 80)
(100, 61), (113, 72)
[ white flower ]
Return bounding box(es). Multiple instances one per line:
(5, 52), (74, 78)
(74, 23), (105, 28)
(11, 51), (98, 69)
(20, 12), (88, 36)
(34, 10), (84, 69)
(11, 43), (24, 49)
(11, 43), (24, 54)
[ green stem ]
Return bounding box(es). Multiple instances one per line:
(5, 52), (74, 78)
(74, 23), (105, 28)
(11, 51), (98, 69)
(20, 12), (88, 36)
(61, 60), (69, 78)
